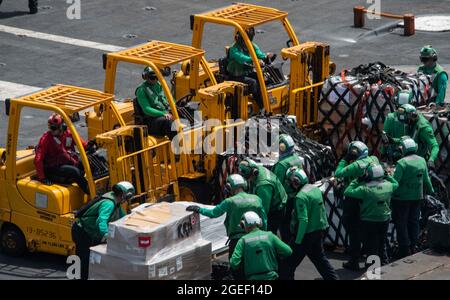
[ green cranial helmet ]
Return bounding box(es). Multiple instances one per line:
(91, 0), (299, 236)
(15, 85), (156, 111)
(112, 181), (136, 201)
(366, 164), (385, 180)
(279, 134), (295, 158)
(286, 166), (308, 190)
(397, 104), (418, 123)
(348, 141), (368, 160)
(400, 136), (418, 156)
(420, 45), (437, 59)
(397, 89), (413, 105)
(238, 158), (259, 179)
(240, 211), (263, 228)
(225, 174), (248, 193)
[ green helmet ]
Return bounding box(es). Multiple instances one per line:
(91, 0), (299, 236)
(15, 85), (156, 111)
(365, 164), (385, 180)
(225, 174), (248, 194)
(397, 104), (418, 123)
(420, 45), (437, 59)
(348, 141), (368, 160)
(240, 211), (263, 229)
(399, 136), (418, 155)
(238, 158), (259, 179)
(112, 181), (136, 201)
(279, 134), (295, 158)
(286, 166), (308, 190)
(397, 90), (413, 105)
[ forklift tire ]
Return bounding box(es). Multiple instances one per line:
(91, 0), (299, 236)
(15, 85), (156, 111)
(179, 180), (212, 205)
(1, 224), (27, 257)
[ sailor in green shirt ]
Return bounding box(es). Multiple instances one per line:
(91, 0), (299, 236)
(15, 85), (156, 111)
(71, 181), (135, 280)
(279, 167), (338, 280)
(239, 158), (287, 235)
(186, 174), (267, 263)
(135, 67), (175, 139)
(334, 141), (380, 270)
(418, 45), (448, 106)
(230, 211), (292, 280)
(392, 137), (434, 258)
(272, 134), (304, 242)
(227, 27), (274, 109)
(383, 104), (439, 169)
(344, 164), (398, 267)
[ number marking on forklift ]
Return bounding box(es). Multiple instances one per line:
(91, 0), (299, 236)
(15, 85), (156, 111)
(26, 226), (57, 239)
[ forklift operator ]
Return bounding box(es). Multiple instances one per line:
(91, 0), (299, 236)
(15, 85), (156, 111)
(227, 27), (274, 110)
(135, 67), (176, 139)
(34, 113), (91, 195)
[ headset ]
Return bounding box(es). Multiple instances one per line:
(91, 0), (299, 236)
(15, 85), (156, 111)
(239, 159), (259, 178)
(48, 114), (67, 132)
(279, 142), (286, 153)
(420, 46), (438, 63)
(289, 173), (301, 190)
(223, 182), (233, 196)
(112, 183), (134, 201)
(239, 220), (246, 229)
(142, 67), (157, 81)
(420, 54), (437, 63)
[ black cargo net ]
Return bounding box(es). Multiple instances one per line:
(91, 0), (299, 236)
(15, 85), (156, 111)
(210, 115), (335, 203)
(317, 62), (449, 250)
(319, 62), (433, 158)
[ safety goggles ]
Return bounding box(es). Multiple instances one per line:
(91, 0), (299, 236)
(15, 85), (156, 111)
(49, 124), (61, 131)
(420, 56), (433, 63)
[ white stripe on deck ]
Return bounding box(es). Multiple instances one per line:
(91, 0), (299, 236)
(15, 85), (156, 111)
(0, 81), (42, 101)
(0, 24), (126, 52)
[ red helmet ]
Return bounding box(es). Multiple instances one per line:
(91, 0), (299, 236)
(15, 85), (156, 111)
(48, 114), (63, 130)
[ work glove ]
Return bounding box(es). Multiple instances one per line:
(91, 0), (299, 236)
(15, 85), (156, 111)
(343, 151), (356, 163)
(381, 131), (390, 146)
(427, 160), (435, 171)
(264, 53), (276, 64)
(186, 205), (201, 213)
(86, 139), (97, 153)
(41, 178), (53, 185)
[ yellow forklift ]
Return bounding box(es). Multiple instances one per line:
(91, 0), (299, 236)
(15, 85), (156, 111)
(97, 40), (250, 203)
(190, 2), (334, 128)
(0, 85), (178, 256)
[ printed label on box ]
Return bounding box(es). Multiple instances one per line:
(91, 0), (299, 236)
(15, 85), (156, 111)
(125, 244), (145, 254)
(108, 225), (115, 239)
(148, 265), (156, 278)
(169, 267), (175, 275)
(158, 266), (168, 278)
(138, 236), (152, 248)
(89, 252), (101, 264)
(176, 256), (183, 271)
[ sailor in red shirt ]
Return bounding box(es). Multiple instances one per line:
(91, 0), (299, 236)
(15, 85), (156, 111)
(34, 114), (91, 194)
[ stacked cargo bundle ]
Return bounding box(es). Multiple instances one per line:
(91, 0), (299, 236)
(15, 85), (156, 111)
(212, 115), (335, 203)
(89, 202), (212, 280)
(319, 62), (433, 158)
